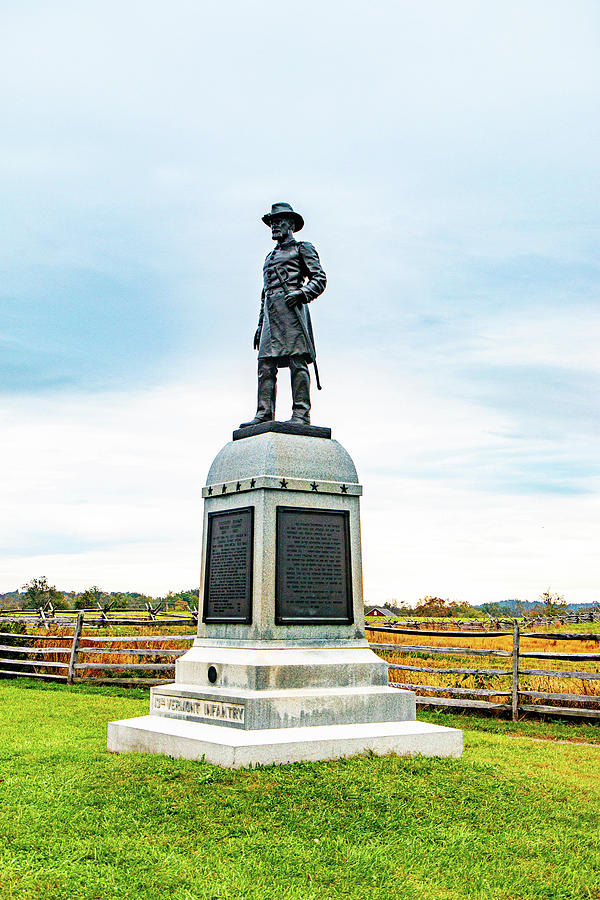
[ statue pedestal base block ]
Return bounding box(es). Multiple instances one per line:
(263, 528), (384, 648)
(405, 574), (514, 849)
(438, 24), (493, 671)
(108, 431), (462, 766)
(108, 716), (461, 768)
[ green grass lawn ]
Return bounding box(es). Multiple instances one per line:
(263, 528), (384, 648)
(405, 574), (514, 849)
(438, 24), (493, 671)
(1, 680), (599, 900)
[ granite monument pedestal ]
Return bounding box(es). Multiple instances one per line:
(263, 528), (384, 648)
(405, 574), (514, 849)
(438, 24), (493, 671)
(108, 425), (462, 766)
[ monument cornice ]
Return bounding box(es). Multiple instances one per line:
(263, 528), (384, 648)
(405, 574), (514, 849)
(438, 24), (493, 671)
(202, 475), (362, 498)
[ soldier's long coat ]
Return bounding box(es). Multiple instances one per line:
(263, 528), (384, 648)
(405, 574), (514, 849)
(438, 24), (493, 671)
(257, 236), (326, 362)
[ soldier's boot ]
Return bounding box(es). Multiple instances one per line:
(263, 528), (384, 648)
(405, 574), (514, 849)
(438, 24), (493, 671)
(239, 359), (277, 427)
(287, 357), (311, 425)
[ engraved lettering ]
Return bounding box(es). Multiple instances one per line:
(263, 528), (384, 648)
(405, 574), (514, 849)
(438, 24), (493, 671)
(153, 694), (245, 723)
(276, 508), (353, 624)
(203, 508), (253, 623)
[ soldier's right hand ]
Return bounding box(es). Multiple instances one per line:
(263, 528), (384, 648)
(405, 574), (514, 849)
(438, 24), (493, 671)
(253, 327), (261, 350)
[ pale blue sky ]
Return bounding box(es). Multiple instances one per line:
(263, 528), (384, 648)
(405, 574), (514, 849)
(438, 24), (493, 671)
(1, 1), (599, 603)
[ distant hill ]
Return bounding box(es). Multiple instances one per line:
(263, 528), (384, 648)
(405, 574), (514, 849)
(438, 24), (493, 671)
(0, 590), (22, 608)
(473, 599), (598, 613)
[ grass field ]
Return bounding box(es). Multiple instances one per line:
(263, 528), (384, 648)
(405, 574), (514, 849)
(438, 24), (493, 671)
(1, 680), (600, 899)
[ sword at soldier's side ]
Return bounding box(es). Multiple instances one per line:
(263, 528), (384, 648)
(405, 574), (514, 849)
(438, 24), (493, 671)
(274, 265), (322, 390)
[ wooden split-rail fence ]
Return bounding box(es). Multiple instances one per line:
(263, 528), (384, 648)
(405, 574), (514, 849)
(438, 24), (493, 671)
(0, 614), (195, 686)
(2, 615), (600, 721)
(2, 607), (597, 631)
(366, 623), (600, 721)
(0, 605), (197, 629)
(369, 610), (600, 630)
(524, 611), (600, 627)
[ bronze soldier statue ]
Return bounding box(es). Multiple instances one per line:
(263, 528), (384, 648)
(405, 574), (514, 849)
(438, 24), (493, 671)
(240, 202), (326, 427)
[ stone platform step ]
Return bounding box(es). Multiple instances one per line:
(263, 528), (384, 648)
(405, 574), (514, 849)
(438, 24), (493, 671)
(107, 716), (463, 768)
(150, 683), (416, 730)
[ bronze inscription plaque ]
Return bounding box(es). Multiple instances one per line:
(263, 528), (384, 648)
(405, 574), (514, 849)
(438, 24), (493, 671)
(275, 507), (353, 625)
(203, 507), (253, 624)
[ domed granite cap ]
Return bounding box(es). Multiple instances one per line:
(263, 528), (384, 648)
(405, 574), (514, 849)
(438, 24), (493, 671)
(262, 202), (304, 232)
(206, 431), (358, 486)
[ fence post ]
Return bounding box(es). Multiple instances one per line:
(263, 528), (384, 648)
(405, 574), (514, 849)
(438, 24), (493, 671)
(511, 623), (520, 721)
(67, 612), (84, 684)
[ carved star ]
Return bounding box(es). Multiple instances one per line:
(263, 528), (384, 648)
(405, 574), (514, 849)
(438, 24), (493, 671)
(250, 478), (256, 488)
(310, 481), (319, 492)
(279, 478), (288, 489)
(340, 484), (348, 494)
(221, 484), (227, 494)
(236, 482), (241, 491)
(207, 486), (213, 495)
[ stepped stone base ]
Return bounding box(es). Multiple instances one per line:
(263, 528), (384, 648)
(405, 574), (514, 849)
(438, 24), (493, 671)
(107, 716), (463, 768)
(107, 431), (463, 767)
(147, 682), (416, 730)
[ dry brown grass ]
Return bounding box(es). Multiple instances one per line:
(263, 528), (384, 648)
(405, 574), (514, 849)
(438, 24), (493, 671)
(10, 621), (600, 705)
(23, 624), (194, 681)
(366, 622), (600, 704)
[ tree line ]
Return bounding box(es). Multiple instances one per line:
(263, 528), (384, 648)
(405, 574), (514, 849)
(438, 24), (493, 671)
(373, 591), (597, 619)
(3, 578), (595, 620)
(0, 577), (198, 612)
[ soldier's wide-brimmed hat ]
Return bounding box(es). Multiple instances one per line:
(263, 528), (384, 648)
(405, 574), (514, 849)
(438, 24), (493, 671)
(262, 202), (304, 232)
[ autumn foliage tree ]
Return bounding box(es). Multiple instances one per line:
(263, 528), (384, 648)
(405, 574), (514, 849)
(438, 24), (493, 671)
(20, 577), (67, 610)
(529, 589), (568, 618)
(413, 596), (477, 618)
